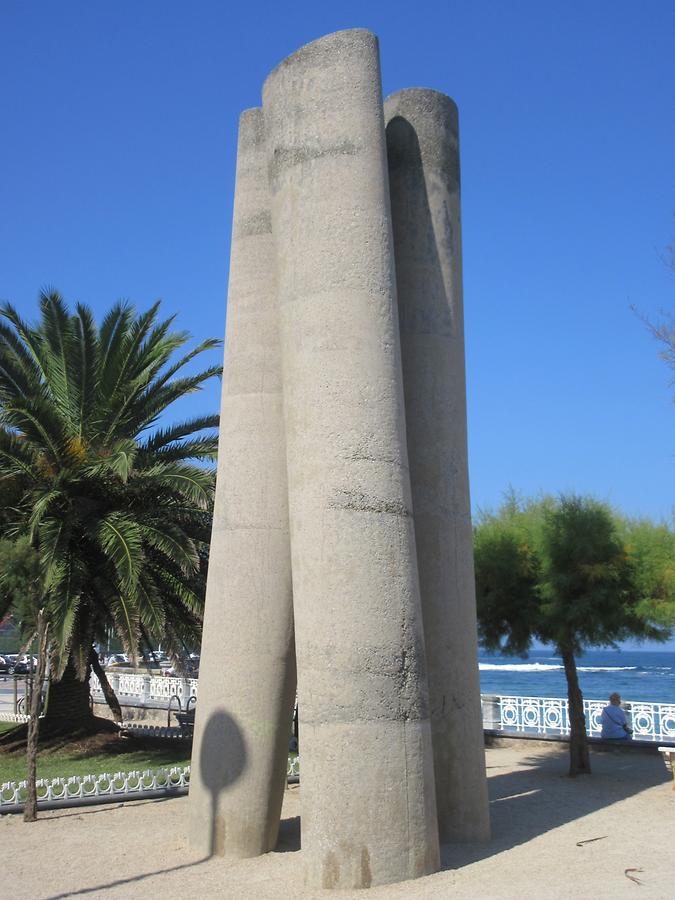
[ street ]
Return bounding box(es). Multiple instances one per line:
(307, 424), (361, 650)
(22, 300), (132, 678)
(0, 676), (29, 717)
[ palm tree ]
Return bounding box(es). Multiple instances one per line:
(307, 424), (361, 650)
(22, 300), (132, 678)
(0, 290), (220, 734)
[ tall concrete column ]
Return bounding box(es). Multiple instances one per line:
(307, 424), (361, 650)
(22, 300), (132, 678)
(263, 30), (440, 889)
(385, 89), (490, 843)
(189, 107), (296, 859)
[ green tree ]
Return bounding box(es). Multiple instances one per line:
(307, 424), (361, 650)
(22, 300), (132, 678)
(0, 536), (42, 637)
(620, 516), (675, 627)
(0, 290), (220, 735)
(474, 494), (671, 776)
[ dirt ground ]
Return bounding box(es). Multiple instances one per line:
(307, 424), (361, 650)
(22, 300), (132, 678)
(3, 744), (674, 899)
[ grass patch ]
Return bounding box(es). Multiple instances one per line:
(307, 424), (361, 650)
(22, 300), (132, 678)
(0, 732), (191, 785)
(0, 722), (18, 735)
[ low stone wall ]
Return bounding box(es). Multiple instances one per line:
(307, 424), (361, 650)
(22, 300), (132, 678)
(92, 702), (170, 727)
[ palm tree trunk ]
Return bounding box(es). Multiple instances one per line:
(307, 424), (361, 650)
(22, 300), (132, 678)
(24, 611), (48, 822)
(89, 648), (122, 721)
(44, 656), (93, 724)
(561, 646), (591, 776)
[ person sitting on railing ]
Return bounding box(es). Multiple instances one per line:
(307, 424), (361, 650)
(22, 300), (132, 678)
(600, 692), (633, 740)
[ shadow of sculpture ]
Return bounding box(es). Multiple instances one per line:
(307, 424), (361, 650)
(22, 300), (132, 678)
(440, 748), (670, 870)
(275, 811), (301, 853)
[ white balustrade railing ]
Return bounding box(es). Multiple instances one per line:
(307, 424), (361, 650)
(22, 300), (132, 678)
(0, 712), (31, 724)
(482, 694), (675, 744)
(91, 672), (198, 705)
(90, 674), (675, 744)
(0, 756), (301, 814)
(0, 766), (190, 814)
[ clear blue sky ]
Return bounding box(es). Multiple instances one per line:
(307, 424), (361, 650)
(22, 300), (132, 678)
(1, 1), (673, 526)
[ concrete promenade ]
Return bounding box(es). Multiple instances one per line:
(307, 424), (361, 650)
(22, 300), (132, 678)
(3, 744), (673, 898)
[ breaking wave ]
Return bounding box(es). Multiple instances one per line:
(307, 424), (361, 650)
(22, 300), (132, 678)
(478, 663), (639, 673)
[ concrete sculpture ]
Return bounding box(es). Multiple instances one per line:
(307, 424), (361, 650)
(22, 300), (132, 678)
(190, 28), (489, 890)
(189, 107), (297, 859)
(385, 89), (491, 843)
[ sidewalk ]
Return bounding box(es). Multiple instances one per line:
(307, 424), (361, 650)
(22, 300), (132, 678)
(3, 743), (674, 899)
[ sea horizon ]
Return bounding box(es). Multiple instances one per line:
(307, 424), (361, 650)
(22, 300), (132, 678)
(477, 647), (675, 706)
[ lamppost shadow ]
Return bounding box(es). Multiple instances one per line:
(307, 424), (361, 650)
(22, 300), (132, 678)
(198, 709), (247, 857)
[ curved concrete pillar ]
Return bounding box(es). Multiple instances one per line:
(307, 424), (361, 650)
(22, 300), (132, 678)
(189, 107), (296, 859)
(263, 30), (440, 890)
(385, 89), (490, 843)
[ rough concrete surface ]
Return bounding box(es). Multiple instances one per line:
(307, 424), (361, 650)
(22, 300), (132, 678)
(263, 29), (439, 890)
(4, 746), (673, 899)
(189, 107), (296, 860)
(385, 89), (490, 844)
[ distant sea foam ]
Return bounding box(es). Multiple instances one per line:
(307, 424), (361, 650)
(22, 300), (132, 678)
(479, 662), (638, 673)
(477, 649), (675, 704)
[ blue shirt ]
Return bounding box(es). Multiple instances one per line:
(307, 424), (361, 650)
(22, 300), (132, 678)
(600, 704), (629, 739)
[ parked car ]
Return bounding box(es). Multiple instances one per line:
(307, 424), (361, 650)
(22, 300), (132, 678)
(0, 655), (10, 674)
(5, 655), (37, 675)
(105, 654), (129, 668)
(161, 656), (199, 677)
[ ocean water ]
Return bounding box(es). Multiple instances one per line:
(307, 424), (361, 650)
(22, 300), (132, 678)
(478, 648), (675, 706)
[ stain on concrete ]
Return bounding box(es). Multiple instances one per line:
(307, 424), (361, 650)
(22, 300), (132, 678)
(322, 851), (340, 888)
(360, 846), (372, 887)
(328, 489), (412, 518)
(235, 209), (272, 237)
(269, 140), (359, 182)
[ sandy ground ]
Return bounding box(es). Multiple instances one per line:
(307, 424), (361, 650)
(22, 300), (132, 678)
(3, 744), (674, 899)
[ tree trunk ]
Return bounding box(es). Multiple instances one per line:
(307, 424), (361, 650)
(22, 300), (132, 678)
(561, 646), (591, 776)
(24, 612), (49, 822)
(44, 656), (93, 724)
(89, 648), (122, 721)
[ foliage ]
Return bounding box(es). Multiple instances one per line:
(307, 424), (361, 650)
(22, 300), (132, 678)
(620, 516), (675, 628)
(475, 494), (671, 655)
(0, 290), (220, 681)
(474, 492), (672, 775)
(0, 537), (42, 635)
(631, 306), (675, 392)
(630, 222), (675, 394)
(472, 501), (540, 656)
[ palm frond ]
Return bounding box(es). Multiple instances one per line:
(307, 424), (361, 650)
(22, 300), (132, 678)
(0, 427), (38, 481)
(107, 593), (141, 665)
(98, 302), (134, 389)
(82, 438), (137, 482)
(147, 337), (222, 392)
(101, 301), (164, 402)
(0, 302), (49, 383)
(150, 436), (219, 463)
(27, 490), (65, 542)
(133, 462), (214, 509)
(97, 512), (144, 592)
(70, 303), (100, 438)
(37, 289), (76, 418)
(142, 414), (220, 451)
(140, 520), (199, 574)
(0, 395), (66, 463)
(125, 366), (223, 436)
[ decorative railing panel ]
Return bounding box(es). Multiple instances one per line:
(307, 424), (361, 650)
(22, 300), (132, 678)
(0, 756), (301, 814)
(0, 766), (190, 813)
(100, 673), (198, 704)
(482, 694), (675, 743)
(0, 712), (31, 724)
